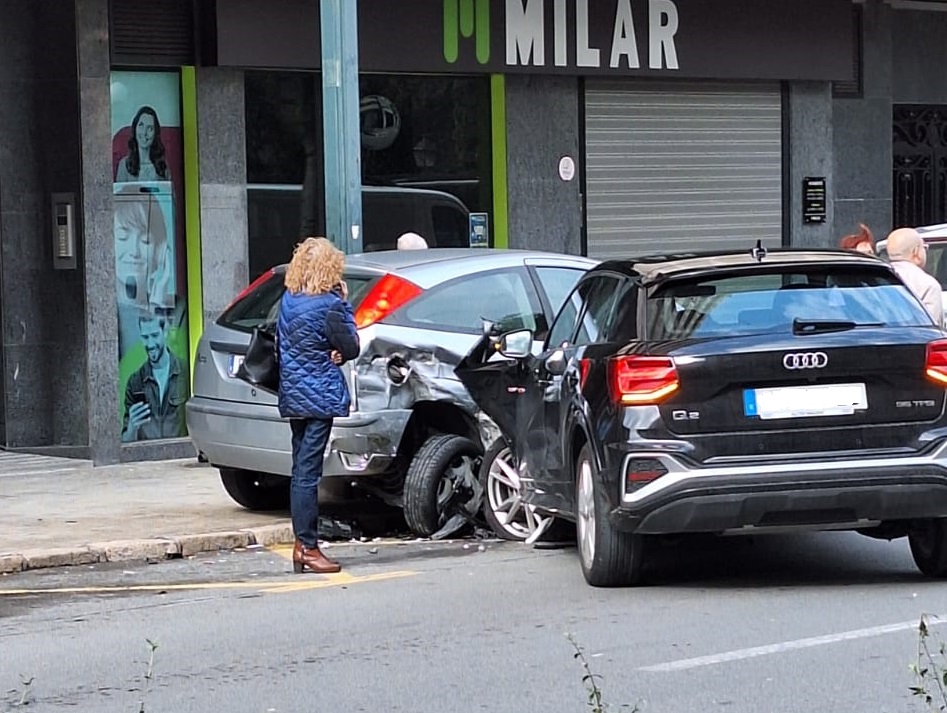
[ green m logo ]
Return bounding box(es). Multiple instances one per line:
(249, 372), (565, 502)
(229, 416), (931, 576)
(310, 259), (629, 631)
(443, 0), (490, 65)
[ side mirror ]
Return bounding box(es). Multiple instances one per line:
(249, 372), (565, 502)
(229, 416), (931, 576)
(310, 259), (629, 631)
(544, 349), (567, 376)
(496, 329), (533, 359)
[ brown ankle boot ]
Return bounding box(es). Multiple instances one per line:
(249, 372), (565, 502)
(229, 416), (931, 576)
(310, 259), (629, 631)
(292, 540), (341, 574)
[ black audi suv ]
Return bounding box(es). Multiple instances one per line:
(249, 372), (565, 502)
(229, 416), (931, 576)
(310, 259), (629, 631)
(458, 246), (947, 587)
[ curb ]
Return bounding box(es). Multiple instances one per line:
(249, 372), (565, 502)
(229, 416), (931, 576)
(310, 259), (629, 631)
(0, 523), (295, 575)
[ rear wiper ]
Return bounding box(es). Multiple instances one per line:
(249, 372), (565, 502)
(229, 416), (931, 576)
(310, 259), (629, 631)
(792, 318), (884, 335)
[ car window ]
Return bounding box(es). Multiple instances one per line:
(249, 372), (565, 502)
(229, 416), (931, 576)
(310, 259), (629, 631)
(216, 270), (375, 333)
(605, 280), (639, 342)
(546, 286), (582, 349)
(533, 266), (587, 315)
(431, 205), (469, 248)
(574, 276), (621, 346)
(924, 243), (947, 289)
(647, 267), (932, 340)
(393, 268), (540, 335)
(361, 195), (420, 252)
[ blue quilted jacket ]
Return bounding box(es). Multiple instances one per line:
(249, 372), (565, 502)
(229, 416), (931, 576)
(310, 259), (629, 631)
(277, 290), (360, 420)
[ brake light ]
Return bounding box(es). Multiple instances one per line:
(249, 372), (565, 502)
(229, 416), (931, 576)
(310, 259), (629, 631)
(925, 339), (947, 385)
(608, 355), (679, 405)
(354, 274), (423, 329)
(224, 269), (275, 312)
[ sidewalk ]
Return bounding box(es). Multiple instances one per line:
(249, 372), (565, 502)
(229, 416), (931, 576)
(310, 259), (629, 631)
(0, 455), (293, 575)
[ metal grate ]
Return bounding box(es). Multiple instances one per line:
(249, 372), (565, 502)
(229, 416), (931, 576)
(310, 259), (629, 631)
(832, 4), (863, 99)
(893, 105), (947, 228)
(109, 0), (195, 66)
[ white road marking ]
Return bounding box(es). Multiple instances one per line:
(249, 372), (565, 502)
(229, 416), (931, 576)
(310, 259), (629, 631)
(640, 615), (945, 673)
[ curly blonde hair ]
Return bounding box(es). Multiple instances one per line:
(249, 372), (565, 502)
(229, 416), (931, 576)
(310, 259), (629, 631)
(284, 237), (345, 296)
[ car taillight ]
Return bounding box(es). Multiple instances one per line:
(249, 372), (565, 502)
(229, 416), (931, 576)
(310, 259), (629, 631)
(224, 269), (275, 312)
(925, 339), (947, 385)
(608, 355), (679, 405)
(354, 274), (423, 329)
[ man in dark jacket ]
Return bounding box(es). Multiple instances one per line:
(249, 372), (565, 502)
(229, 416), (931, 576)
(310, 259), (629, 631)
(278, 237), (360, 574)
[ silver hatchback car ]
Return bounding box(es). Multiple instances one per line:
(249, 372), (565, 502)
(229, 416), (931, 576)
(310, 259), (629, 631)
(186, 248), (597, 538)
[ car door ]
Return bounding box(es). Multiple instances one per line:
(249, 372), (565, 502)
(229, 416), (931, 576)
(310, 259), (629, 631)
(453, 281), (586, 511)
(528, 264), (589, 340)
(534, 274), (623, 514)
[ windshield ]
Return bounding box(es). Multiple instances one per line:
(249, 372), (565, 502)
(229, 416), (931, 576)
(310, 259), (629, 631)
(217, 270), (376, 333)
(647, 266), (932, 340)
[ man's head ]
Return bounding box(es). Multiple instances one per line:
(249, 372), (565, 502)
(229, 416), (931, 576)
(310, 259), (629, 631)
(138, 313), (168, 365)
(886, 227), (928, 267)
(397, 232), (429, 250)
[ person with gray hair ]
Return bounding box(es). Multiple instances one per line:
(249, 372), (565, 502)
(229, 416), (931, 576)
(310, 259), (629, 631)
(397, 232), (429, 250)
(886, 227), (944, 327)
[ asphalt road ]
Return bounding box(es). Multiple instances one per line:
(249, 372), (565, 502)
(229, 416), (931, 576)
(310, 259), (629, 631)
(1, 531), (945, 713)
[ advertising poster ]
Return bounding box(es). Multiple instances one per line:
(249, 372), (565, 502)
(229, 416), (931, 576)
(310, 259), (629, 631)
(110, 71), (190, 442)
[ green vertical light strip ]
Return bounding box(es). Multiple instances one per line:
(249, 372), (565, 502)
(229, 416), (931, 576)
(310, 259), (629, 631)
(490, 74), (509, 249)
(181, 66), (203, 387)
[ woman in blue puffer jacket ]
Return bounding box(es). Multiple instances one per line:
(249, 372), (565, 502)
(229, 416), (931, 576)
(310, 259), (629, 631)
(277, 237), (360, 574)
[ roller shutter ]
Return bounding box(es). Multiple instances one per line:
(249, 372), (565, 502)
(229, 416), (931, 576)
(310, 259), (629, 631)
(584, 81), (783, 260)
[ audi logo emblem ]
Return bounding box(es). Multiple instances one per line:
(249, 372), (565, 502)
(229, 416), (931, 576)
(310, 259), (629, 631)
(782, 352), (829, 370)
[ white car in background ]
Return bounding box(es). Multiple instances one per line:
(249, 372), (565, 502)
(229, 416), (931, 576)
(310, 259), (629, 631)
(877, 223), (947, 328)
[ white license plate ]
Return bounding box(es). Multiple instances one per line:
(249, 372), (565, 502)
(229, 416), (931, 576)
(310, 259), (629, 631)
(228, 354), (245, 378)
(743, 383), (868, 420)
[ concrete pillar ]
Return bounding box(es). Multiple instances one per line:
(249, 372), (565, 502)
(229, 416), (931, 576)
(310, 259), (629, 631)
(76, 0), (121, 464)
(196, 68), (249, 327)
(505, 75), (583, 255)
(788, 82), (835, 248)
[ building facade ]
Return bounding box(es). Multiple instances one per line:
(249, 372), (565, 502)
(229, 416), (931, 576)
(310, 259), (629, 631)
(0, 0), (944, 464)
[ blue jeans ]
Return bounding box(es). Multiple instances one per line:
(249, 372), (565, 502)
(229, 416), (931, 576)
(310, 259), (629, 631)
(290, 417), (333, 548)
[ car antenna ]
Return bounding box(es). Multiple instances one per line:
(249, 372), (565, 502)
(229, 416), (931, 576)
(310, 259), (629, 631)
(750, 239), (767, 263)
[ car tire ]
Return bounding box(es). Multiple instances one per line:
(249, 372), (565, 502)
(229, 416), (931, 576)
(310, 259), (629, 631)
(909, 518), (947, 578)
(219, 468), (290, 511)
(575, 443), (647, 587)
(480, 438), (567, 543)
(403, 434), (483, 538)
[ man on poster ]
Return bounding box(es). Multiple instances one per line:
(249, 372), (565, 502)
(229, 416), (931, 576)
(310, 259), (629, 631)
(122, 310), (189, 442)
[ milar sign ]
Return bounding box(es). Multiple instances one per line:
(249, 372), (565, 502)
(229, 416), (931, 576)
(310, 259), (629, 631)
(507, 0), (679, 70)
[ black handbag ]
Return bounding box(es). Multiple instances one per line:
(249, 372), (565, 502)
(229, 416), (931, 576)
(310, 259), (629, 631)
(237, 325), (279, 394)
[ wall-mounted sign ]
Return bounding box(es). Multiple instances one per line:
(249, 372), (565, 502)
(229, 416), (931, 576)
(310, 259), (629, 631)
(802, 177), (827, 225)
(217, 0), (857, 82)
(558, 156), (576, 182)
(469, 212), (490, 248)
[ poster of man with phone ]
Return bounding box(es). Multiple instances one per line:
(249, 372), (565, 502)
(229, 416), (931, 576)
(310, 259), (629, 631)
(121, 311), (189, 442)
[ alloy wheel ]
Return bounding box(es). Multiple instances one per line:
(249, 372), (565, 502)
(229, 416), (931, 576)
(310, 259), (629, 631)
(486, 445), (552, 542)
(576, 457), (596, 566)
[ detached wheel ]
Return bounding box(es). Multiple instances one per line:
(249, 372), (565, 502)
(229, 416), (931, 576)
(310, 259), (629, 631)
(219, 468), (290, 511)
(481, 439), (559, 543)
(909, 519), (947, 578)
(575, 444), (648, 587)
(403, 434), (483, 538)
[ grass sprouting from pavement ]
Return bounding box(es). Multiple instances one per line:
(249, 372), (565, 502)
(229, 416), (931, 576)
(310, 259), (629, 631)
(567, 633), (640, 712)
(911, 614), (947, 711)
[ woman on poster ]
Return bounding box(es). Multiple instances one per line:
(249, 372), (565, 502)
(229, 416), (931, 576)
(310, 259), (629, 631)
(115, 105), (170, 183)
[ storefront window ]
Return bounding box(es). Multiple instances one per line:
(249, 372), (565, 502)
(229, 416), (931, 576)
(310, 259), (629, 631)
(358, 74), (491, 214)
(245, 72), (492, 275)
(110, 71), (190, 443)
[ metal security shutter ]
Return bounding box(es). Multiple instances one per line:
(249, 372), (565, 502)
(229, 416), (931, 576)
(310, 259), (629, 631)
(110, 0), (195, 67)
(584, 81), (783, 260)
